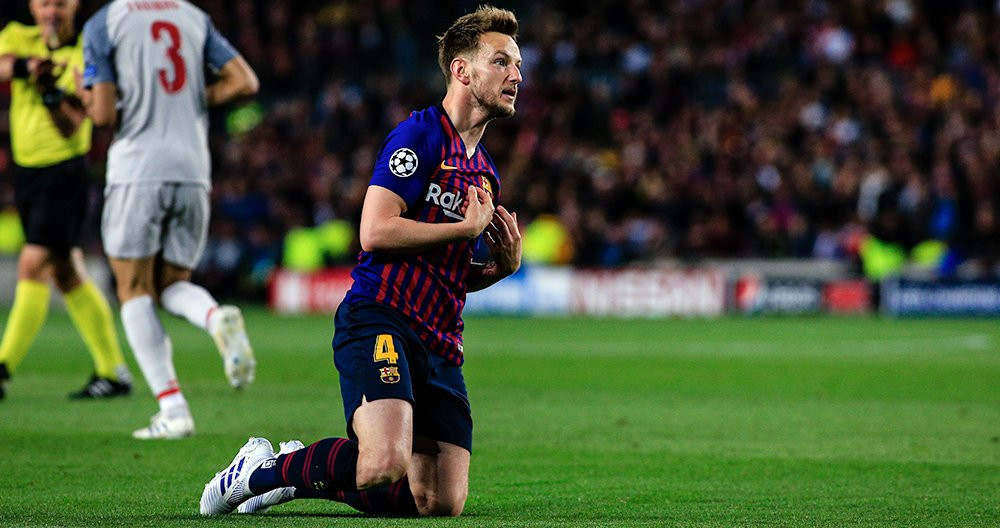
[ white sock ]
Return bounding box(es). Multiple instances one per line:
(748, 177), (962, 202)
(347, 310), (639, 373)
(161, 281), (218, 332)
(121, 295), (187, 412)
(158, 390), (188, 414)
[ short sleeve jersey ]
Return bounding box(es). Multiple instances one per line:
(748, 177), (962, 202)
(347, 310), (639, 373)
(344, 105), (502, 366)
(82, 0), (237, 187)
(0, 22), (91, 168)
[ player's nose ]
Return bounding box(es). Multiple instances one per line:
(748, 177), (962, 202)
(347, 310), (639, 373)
(509, 65), (522, 84)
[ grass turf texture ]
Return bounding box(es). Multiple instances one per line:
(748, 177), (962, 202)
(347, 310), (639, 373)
(0, 307), (997, 527)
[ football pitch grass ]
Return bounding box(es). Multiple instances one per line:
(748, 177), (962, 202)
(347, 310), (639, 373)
(0, 307), (997, 527)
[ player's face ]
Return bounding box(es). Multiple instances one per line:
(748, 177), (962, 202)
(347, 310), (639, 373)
(29, 0), (78, 39)
(469, 32), (522, 119)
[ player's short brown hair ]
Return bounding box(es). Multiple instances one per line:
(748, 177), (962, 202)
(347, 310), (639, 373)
(437, 5), (518, 81)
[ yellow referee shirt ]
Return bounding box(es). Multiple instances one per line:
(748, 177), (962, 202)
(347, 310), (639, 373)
(0, 21), (91, 168)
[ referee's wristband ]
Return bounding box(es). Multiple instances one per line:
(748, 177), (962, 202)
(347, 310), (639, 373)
(42, 88), (65, 109)
(12, 57), (30, 79)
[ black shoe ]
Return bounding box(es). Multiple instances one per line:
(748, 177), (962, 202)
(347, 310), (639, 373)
(0, 362), (9, 401)
(69, 373), (132, 400)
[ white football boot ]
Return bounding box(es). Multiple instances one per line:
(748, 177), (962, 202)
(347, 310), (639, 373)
(200, 437), (274, 515)
(209, 306), (256, 389)
(132, 408), (194, 440)
(236, 440), (306, 514)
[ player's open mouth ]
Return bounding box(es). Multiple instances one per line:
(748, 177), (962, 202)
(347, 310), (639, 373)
(501, 88), (516, 100)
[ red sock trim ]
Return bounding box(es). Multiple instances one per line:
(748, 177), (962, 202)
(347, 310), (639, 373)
(157, 386), (181, 399)
(301, 442), (319, 489)
(281, 450), (295, 484)
(205, 306), (219, 330)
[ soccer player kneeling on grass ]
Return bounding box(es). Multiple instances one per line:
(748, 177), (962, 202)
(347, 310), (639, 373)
(200, 5), (524, 517)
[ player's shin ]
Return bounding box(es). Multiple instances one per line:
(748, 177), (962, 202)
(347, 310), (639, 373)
(292, 478), (418, 516)
(248, 437), (360, 494)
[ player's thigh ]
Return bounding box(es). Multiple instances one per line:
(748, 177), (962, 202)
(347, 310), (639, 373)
(161, 184), (209, 271)
(333, 300), (421, 484)
(102, 182), (165, 261)
(333, 300), (419, 436)
(408, 438), (470, 517)
(352, 397), (414, 485)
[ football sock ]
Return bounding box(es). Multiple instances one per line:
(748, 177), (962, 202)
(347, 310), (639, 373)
(249, 437), (359, 494)
(121, 295), (184, 410)
(160, 281), (218, 332)
(157, 387), (188, 413)
(0, 280), (50, 371)
(64, 281), (128, 380)
(294, 478), (418, 516)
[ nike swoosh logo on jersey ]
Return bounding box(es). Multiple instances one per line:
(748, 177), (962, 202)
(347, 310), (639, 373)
(440, 161), (459, 171)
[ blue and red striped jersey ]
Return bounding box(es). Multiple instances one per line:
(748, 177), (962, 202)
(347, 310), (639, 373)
(344, 105), (501, 366)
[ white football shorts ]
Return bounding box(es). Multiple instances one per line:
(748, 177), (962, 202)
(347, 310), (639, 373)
(102, 182), (210, 269)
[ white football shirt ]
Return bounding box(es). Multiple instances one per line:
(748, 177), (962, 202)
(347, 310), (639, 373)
(83, 0), (238, 187)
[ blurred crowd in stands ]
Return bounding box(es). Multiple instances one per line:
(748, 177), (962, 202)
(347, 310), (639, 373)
(2, 0), (999, 299)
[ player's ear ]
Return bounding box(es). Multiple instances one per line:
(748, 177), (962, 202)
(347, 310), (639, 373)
(450, 57), (471, 86)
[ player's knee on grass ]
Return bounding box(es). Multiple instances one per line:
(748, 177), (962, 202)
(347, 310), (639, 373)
(355, 454), (408, 490)
(411, 483), (467, 517)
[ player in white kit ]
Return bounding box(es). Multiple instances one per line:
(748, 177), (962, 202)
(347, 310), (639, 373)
(80, 0), (260, 439)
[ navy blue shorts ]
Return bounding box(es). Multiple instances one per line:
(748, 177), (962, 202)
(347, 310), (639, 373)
(333, 299), (473, 452)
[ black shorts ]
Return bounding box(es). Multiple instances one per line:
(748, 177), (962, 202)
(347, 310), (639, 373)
(333, 299), (473, 453)
(13, 156), (91, 254)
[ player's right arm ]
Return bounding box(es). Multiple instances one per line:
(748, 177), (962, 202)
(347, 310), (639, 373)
(82, 81), (116, 127)
(359, 185), (493, 253)
(80, 9), (117, 127)
(360, 115), (494, 253)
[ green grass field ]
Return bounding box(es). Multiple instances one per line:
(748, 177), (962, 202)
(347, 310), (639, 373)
(0, 307), (997, 527)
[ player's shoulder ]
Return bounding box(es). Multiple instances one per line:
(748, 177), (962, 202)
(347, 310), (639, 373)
(395, 106), (444, 134)
(388, 105), (446, 147)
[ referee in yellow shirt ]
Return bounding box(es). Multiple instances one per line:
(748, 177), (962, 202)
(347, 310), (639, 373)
(0, 0), (132, 400)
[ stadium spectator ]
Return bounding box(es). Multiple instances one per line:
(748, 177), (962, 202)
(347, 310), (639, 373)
(80, 0), (259, 439)
(200, 5), (523, 518)
(0, 0), (132, 401)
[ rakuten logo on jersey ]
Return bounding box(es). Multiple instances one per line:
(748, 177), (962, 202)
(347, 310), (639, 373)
(425, 183), (464, 220)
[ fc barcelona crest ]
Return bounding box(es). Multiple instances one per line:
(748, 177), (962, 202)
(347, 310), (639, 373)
(380, 366), (400, 384)
(480, 175), (493, 196)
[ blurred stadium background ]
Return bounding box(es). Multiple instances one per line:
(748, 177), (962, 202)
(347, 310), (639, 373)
(2, 0), (1000, 315)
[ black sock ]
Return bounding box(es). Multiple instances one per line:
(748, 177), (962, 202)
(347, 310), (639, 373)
(294, 476), (418, 516)
(249, 437), (358, 494)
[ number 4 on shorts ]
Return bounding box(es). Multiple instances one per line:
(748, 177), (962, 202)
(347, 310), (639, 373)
(373, 334), (399, 364)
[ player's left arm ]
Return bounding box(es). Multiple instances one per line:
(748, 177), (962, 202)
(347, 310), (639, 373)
(206, 55), (258, 106)
(203, 16), (258, 106)
(467, 205), (521, 292)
